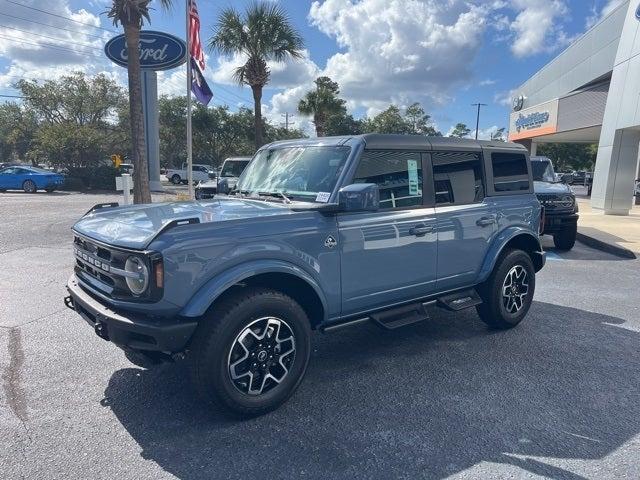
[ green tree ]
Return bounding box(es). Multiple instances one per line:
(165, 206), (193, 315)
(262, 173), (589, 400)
(449, 123), (471, 138)
(491, 127), (506, 142)
(537, 143), (597, 171)
(0, 102), (38, 163)
(297, 76), (347, 137)
(405, 103), (441, 136)
(108, 0), (173, 204)
(16, 73), (127, 169)
(363, 105), (411, 134)
(210, 2), (304, 149)
(324, 113), (364, 136)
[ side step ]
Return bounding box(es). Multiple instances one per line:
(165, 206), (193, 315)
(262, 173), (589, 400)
(437, 289), (482, 311)
(370, 303), (430, 330)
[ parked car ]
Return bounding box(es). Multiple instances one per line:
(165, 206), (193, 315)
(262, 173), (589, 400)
(165, 163), (212, 185)
(0, 165), (65, 193)
(64, 135), (545, 417)
(195, 156), (251, 199)
(531, 156), (579, 250)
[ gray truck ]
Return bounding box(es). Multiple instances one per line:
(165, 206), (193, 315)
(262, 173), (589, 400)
(64, 135), (545, 417)
(531, 156), (579, 250)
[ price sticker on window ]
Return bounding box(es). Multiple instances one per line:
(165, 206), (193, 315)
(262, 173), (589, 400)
(316, 191), (331, 203)
(407, 159), (420, 196)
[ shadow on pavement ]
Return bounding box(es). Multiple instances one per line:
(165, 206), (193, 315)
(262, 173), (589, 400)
(102, 302), (640, 479)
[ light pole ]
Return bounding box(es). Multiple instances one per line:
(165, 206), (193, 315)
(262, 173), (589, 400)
(472, 103), (487, 140)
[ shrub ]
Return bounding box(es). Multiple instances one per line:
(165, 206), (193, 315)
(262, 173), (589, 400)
(62, 165), (119, 191)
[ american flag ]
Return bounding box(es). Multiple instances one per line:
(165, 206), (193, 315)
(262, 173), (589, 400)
(188, 0), (205, 71)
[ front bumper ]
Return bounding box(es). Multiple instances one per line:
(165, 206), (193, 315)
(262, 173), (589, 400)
(65, 275), (197, 353)
(543, 213), (578, 234)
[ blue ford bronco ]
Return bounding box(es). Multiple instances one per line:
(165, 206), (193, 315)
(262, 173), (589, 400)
(64, 134), (545, 417)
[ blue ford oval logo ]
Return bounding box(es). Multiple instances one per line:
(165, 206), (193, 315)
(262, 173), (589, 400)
(105, 30), (187, 71)
(636, 3), (640, 20)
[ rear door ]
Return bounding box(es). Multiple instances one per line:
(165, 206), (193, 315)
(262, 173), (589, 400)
(338, 149), (438, 316)
(432, 151), (497, 290)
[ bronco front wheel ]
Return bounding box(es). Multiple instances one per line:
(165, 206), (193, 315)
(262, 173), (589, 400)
(189, 288), (311, 417)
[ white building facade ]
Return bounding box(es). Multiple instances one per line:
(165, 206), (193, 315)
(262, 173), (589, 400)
(509, 1), (640, 215)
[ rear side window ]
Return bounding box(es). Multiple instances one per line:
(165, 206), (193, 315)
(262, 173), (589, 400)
(432, 152), (484, 206)
(491, 153), (530, 192)
(353, 150), (423, 209)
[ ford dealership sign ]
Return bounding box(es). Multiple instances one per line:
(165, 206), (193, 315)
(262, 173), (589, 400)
(105, 31), (186, 70)
(636, 3), (640, 20)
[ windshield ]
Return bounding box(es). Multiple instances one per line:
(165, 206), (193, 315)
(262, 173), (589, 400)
(237, 146), (351, 201)
(532, 160), (555, 182)
(221, 160), (250, 177)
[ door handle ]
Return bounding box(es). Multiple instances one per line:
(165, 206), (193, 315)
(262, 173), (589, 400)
(409, 224), (434, 237)
(476, 215), (496, 227)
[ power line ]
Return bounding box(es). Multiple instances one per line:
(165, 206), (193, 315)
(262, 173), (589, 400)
(0, 33), (104, 58)
(212, 82), (252, 103)
(0, 93), (24, 98)
(0, 11), (106, 39)
(0, 23), (104, 50)
(2, 0), (117, 33)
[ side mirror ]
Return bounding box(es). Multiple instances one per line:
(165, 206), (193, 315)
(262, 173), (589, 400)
(217, 178), (230, 195)
(338, 183), (379, 212)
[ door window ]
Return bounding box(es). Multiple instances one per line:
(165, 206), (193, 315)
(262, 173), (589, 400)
(353, 150), (423, 209)
(491, 152), (530, 192)
(432, 152), (484, 206)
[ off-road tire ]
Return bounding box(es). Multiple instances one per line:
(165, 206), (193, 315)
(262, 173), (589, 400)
(189, 287), (311, 418)
(23, 179), (36, 193)
(476, 249), (535, 329)
(553, 224), (577, 250)
(171, 174), (182, 185)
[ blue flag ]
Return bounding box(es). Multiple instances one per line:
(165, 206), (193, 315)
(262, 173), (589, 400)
(191, 57), (213, 106)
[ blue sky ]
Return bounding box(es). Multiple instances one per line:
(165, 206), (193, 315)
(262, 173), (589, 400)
(0, 0), (628, 137)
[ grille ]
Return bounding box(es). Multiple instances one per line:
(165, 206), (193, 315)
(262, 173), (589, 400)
(536, 194), (575, 213)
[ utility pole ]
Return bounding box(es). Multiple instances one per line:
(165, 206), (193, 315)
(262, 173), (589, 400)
(281, 112), (294, 131)
(472, 103), (487, 140)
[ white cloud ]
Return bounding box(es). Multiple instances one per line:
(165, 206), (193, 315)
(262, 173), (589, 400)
(508, 0), (570, 58)
(586, 0), (626, 29)
(210, 50), (319, 90)
(307, 0), (494, 113)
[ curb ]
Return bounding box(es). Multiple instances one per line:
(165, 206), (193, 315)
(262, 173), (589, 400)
(576, 232), (637, 259)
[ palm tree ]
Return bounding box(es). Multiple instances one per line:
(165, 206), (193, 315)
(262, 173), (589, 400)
(107, 0), (172, 204)
(210, 3), (304, 149)
(298, 77), (346, 137)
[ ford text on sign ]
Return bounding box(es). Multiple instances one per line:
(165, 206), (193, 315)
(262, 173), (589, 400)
(104, 31), (187, 71)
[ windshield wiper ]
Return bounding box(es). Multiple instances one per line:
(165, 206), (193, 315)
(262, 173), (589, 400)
(257, 191), (291, 204)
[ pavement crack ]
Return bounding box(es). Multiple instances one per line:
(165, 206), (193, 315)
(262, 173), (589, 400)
(2, 328), (31, 434)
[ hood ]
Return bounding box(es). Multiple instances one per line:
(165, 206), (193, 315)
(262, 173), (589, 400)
(533, 181), (572, 195)
(73, 197), (292, 250)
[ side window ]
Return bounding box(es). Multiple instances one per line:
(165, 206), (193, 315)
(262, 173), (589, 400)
(353, 150), (423, 209)
(491, 152), (530, 192)
(432, 152), (484, 206)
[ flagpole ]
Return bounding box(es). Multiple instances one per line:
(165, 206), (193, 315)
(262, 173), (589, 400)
(185, 0), (194, 200)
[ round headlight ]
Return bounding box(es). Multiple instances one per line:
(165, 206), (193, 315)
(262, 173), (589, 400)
(125, 256), (149, 295)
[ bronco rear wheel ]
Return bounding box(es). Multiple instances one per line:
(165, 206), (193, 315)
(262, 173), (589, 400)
(476, 249), (535, 329)
(189, 287), (311, 417)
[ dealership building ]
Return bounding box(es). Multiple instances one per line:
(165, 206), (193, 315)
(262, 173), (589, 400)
(509, 0), (640, 215)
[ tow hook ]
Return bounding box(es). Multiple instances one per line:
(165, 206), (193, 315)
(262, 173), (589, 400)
(63, 295), (74, 310)
(94, 322), (110, 341)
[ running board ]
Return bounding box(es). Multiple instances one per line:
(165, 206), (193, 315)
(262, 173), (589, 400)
(370, 303), (430, 330)
(437, 289), (482, 311)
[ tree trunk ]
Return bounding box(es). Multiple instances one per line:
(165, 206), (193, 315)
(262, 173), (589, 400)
(124, 24), (152, 204)
(251, 85), (263, 150)
(314, 113), (325, 137)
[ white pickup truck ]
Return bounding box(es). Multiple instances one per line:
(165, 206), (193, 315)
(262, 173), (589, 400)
(165, 163), (213, 185)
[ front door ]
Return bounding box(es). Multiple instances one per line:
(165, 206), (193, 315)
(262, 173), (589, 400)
(338, 150), (437, 316)
(431, 150), (496, 290)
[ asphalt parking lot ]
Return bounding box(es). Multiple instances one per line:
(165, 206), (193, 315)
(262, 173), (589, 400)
(1, 190), (639, 479)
